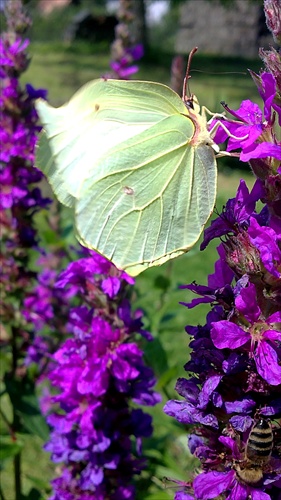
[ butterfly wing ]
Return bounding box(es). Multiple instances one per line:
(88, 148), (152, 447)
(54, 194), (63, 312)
(36, 78), (217, 276)
(76, 114), (217, 276)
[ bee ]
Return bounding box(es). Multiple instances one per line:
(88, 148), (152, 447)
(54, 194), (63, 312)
(234, 417), (273, 485)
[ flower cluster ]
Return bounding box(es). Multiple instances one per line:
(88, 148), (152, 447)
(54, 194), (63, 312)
(109, 0), (144, 79)
(45, 250), (161, 500)
(0, 32), (49, 247)
(213, 72), (281, 163)
(0, 1), (48, 359)
(0, 2), (49, 342)
(164, 6), (281, 499)
(22, 251), (78, 374)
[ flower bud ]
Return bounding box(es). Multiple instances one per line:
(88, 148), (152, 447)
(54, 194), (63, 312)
(259, 48), (281, 96)
(264, 0), (281, 45)
(223, 232), (262, 278)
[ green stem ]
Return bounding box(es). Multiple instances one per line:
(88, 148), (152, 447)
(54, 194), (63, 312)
(11, 326), (22, 500)
(0, 483), (7, 500)
(162, 385), (172, 401)
(14, 451), (22, 500)
(11, 326), (18, 373)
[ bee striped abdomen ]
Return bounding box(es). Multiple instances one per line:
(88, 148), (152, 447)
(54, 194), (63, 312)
(246, 418), (273, 464)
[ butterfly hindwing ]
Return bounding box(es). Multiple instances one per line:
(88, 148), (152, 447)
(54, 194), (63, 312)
(36, 78), (217, 276)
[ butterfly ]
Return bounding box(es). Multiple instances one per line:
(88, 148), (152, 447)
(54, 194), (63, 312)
(35, 48), (220, 276)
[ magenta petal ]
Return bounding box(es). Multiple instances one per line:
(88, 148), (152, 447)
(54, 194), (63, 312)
(255, 340), (281, 385)
(130, 43), (144, 60)
(234, 100), (263, 123)
(193, 470), (235, 499)
(111, 355), (139, 380)
(211, 321), (250, 349)
(218, 436), (239, 456)
(198, 375), (222, 409)
(80, 405), (99, 433)
(235, 283), (261, 322)
(227, 124), (262, 151)
(263, 329), (281, 342)
(251, 489), (271, 500)
(267, 311), (281, 323)
(227, 481), (248, 500)
(175, 492), (194, 500)
(208, 244), (234, 288)
(259, 72), (276, 122)
(240, 142), (281, 161)
(163, 400), (195, 424)
(120, 271), (135, 285)
(101, 276), (120, 298)
(248, 218), (281, 278)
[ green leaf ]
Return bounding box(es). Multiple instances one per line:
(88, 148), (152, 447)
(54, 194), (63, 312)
(157, 365), (179, 390)
(4, 375), (49, 441)
(20, 489), (43, 500)
(18, 408), (49, 442)
(142, 494), (172, 500)
(144, 337), (169, 375)
(25, 474), (51, 492)
(0, 438), (23, 461)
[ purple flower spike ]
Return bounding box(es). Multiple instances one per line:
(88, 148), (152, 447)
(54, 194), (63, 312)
(45, 251), (160, 498)
(166, 65), (281, 495)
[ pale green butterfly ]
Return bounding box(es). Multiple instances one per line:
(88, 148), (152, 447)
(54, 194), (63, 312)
(35, 48), (221, 276)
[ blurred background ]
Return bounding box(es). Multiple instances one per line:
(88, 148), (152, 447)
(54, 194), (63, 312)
(0, 0), (271, 106)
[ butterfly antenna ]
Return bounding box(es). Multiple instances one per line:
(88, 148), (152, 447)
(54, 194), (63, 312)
(182, 46), (198, 103)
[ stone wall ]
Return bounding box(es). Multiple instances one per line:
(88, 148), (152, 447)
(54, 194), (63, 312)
(176, 0), (272, 58)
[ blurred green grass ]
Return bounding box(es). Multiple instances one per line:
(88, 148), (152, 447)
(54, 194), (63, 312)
(3, 41), (259, 499)
(23, 42), (263, 110)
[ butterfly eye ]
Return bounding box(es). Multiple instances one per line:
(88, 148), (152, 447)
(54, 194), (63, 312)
(187, 98), (194, 110)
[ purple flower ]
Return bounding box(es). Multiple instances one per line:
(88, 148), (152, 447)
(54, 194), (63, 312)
(201, 179), (263, 250)
(180, 244), (234, 308)
(25, 83), (47, 100)
(24, 335), (51, 366)
(129, 44), (144, 61)
(247, 217), (281, 278)
(0, 37), (29, 71)
(256, 72), (281, 124)
(118, 299), (153, 341)
(193, 470), (272, 500)
(56, 251), (134, 299)
(110, 60), (139, 79)
(23, 264), (76, 331)
(110, 44), (144, 80)
(213, 73), (281, 161)
(211, 282), (281, 385)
